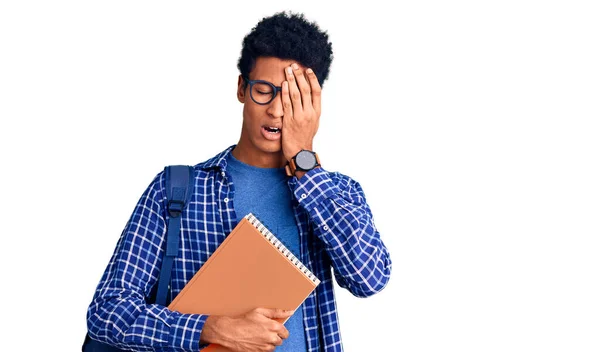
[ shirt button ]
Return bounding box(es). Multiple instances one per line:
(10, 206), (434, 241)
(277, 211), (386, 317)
(221, 171), (226, 177)
(323, 225), (329, 231)
(301, 194), (307, 199)
(224, 197), (229, 203)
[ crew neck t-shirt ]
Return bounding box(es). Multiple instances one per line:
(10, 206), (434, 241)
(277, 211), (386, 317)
(226, 153), (308, 352)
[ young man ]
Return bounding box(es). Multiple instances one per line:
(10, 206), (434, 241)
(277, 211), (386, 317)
(86, 11), (391, 352)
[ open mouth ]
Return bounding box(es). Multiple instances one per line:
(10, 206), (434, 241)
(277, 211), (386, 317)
(263, 126), (281, 133)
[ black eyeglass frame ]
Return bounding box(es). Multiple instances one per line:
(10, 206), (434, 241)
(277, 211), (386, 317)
(243, 76), (283, 105)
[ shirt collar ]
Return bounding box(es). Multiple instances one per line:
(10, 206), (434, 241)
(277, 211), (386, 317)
(198, 144), (236, 171)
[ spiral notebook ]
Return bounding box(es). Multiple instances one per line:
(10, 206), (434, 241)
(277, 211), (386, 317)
(167, 213), (320, 351)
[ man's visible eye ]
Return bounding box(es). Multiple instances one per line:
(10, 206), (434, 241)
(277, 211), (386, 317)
(257, 91), (271, 95)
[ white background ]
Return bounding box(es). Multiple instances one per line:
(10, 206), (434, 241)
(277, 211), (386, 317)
(1, 1), (599, 351)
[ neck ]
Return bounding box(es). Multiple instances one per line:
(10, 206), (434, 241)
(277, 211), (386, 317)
(231, 145), (287, 169)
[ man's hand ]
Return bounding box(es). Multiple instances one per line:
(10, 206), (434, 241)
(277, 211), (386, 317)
(281, 63), (322, 162)
(200, 308), (293, 352)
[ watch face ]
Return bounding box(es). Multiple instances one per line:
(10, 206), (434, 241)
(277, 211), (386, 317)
(296, 150), (317, 170)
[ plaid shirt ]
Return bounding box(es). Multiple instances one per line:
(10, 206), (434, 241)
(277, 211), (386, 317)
(87, 145), (392, 351)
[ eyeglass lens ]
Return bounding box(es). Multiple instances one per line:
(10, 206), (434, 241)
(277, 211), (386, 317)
(250, 82), (275, 104)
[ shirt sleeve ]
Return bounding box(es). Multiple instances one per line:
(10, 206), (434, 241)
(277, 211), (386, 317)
(86, 172), (210, 351)
(293, 168), (392, 298)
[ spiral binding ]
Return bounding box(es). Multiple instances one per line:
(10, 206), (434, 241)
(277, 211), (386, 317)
(245, 213), (320, 286)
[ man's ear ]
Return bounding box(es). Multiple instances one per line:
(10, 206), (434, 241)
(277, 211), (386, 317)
(237, 75), (245, 104)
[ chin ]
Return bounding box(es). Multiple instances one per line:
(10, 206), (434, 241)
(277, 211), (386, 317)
(258, 140), (282, 153)
(262, 144), (282, 154)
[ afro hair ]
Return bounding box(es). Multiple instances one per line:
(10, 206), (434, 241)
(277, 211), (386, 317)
(237, 11), (334, 89)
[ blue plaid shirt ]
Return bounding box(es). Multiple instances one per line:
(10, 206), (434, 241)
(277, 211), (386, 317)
(87, 145), (392, 351)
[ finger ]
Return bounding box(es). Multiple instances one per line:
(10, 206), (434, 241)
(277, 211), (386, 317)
(263, 344), (276, 352)
(281, 81), (293, 119)
(306, 68), (322, 116)
(256, 307), (294, 319)
(291, 63), (312, 108)
(270, 334), (284, 346)
(276, 324), (290, 340)
(285, 66), (303, 112)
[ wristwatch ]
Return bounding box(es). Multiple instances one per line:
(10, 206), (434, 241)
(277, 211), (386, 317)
(285, 150), (321, 176)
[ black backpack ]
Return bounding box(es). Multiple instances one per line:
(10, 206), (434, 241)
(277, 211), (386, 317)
(82, 165), (194, 351)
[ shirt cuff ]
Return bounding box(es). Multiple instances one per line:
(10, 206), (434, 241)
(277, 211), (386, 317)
(293, 167), (339, 211)
(167, 311), (209, 351)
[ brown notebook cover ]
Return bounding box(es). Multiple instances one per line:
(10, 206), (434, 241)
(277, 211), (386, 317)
(167, 213), (320, 351)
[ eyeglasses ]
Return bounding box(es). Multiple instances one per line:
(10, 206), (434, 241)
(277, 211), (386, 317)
(243, 76), (283, 105)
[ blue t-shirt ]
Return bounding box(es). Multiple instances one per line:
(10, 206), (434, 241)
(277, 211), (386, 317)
(227, 153), (308, 352)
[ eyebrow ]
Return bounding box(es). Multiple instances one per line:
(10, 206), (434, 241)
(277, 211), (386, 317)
(250, 78), (282, 88)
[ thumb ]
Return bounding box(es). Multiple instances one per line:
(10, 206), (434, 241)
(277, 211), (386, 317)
(255, 308), (294, 319)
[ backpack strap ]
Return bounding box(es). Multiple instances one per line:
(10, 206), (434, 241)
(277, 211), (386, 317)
(155, 165), (194, 306)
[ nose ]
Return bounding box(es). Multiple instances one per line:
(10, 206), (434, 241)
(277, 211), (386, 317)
(266, 90), (284, 118)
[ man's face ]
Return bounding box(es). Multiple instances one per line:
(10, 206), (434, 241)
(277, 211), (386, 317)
(236, 56), (306, 161)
